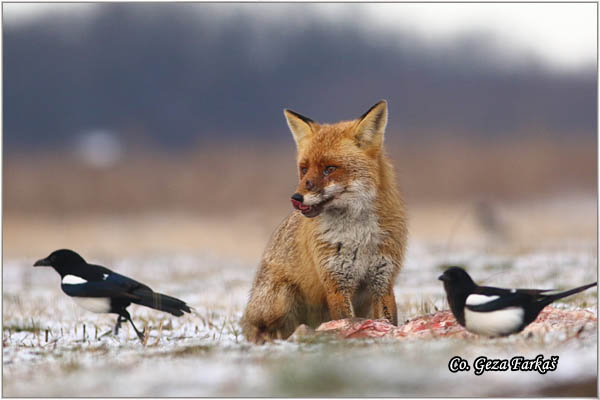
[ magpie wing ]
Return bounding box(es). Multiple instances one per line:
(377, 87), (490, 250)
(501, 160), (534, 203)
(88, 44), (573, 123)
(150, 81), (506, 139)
(476, 286), (553, 296)
(63, 264), (152, 299)
(87, 264), (152, 291)
(468, 284), (557, 312)
(105, 271), (151, 291)
(61, 281), (141, 300)
(466, 291), (540, 312)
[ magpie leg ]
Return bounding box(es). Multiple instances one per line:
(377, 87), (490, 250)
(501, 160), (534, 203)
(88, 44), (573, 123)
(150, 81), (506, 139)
(98, 316), (124, 339)
(113, 315), (125, 335)
(121, 310), (145, 341)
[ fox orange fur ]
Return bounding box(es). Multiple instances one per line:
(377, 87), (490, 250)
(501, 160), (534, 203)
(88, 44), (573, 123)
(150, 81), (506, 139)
(242, 100), (407, 343)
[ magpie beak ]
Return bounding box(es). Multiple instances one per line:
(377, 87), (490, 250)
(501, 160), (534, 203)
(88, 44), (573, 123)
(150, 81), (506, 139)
(33, 257), (50, 267)
(438, 274), (449, 282)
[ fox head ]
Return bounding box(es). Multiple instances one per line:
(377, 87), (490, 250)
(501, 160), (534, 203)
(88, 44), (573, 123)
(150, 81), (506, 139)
(284, 100), (389, 218)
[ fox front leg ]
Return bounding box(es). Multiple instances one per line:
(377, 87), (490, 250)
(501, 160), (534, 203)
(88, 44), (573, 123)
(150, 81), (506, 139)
(325, 285), (355, 320)
(322, 256), (358, 320)
(372, 285), (398, 325)
(368, 258), (398, 325)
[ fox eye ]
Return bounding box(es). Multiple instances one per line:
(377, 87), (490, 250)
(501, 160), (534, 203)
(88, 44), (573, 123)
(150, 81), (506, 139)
(300, 167), (308, 175)
(323, 166), (337, 176)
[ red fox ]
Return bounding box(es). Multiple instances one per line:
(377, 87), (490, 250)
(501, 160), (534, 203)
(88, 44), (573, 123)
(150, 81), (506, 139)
(242, 100), (407, 343)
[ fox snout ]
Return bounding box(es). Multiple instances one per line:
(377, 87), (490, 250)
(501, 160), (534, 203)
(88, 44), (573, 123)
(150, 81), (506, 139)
(290, 191), (328, 218)
(291, 193), (304, 203)
(290, 193), (309, 212)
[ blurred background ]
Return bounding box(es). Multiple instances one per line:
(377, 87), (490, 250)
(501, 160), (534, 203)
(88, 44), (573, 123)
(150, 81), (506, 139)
(4, 3), (597, 261)
(3, 3), (597, 397)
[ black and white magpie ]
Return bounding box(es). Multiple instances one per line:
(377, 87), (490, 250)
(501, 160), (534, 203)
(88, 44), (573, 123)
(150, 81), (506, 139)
(439, 266), (597, 337)
(34, 249), (192, 340)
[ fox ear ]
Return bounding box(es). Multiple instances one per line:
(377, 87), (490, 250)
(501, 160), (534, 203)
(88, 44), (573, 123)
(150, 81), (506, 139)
(354, 100), (388, 149)
(284, 109), (314, 145)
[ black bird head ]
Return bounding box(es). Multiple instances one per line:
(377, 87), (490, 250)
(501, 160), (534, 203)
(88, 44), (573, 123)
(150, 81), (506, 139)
(34, 249), (87, 275)
(438, 266), (477, 325)
(438, 266), (476, 290)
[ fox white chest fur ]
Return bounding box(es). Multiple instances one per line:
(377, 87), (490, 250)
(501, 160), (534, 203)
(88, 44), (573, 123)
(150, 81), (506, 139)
(317, 184), (389, 289)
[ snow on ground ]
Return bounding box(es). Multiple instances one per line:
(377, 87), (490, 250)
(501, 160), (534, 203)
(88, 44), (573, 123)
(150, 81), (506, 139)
(3, 195), (598, 396)
(3, 230), (597, 397)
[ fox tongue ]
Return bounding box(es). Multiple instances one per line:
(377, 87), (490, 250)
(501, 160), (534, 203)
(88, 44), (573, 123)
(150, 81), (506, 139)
(291, 199), (311, 212)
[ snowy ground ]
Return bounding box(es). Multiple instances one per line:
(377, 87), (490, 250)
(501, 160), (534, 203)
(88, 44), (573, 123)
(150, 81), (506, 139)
(3, 198), (598, 396)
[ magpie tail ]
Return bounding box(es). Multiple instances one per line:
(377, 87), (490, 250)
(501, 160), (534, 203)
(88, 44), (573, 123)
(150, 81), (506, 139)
(133, 291), (192, 316)
(541, 282), (597, 305)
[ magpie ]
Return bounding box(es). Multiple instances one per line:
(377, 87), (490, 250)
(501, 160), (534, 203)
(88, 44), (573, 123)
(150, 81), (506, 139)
(34, 249), (192, 341)
(439, 266), (597, 337)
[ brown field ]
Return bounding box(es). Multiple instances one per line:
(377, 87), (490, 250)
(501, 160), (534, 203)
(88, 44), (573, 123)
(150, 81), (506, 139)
(4, 138), (595, 216)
